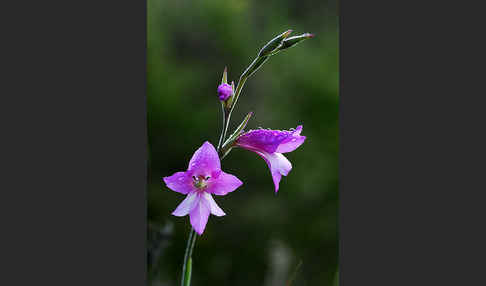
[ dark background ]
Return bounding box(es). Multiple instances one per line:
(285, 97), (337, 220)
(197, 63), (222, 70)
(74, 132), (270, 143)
(147, 0), (338, 285)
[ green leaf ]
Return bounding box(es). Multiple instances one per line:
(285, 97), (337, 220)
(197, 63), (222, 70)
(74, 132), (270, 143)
(222, 111), (253, 149)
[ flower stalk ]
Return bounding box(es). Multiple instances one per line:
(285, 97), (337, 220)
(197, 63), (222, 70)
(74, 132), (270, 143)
(171, 29), (312, 286)
(180, 107), (238, 286)
(219, 30), (297, 155)
(181, 228), (195, 286)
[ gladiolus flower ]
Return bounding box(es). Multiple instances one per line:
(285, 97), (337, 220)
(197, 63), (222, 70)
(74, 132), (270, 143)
(163, 141), (243, 235)
(236, 125), (306, 192)
(217, 83), (232, 101)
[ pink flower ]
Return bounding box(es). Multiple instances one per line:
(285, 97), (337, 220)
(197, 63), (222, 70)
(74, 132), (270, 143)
(163, 141), (243, 235)
(236, 125), (306, 192)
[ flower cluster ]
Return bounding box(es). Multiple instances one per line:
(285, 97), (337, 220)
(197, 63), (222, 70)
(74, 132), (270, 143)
(163, 30), (312, 235)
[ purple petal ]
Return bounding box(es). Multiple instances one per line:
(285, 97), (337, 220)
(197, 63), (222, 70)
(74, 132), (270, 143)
(236, 126), (306, 154)
(237, 129), (291, 153)
(293, 125), (303, 136)
(256, 151), (292, 192)
(207, 171), (243, 196)
(276, 136), (306, 153)
(202, 192), (225, 216)
(276, 125), (306, 153)
(163, 171), (194, 194)
(172, 191), (199, 216)
(187, 141), (221, 177)
(189, 194), (211, 235)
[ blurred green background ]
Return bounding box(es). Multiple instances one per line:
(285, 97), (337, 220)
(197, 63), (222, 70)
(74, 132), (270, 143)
(147, 0), (338, 285)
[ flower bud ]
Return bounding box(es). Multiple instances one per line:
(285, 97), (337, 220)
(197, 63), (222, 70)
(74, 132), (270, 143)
(258, 29), (293, 57)
(217, 83), (232, 101)
(278, 33), (314, 51)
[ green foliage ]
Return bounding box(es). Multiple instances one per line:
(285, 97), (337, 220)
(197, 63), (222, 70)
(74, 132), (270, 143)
(148, 0), (338, 285)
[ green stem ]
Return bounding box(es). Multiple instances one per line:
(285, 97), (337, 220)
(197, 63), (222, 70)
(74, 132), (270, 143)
(180, 102), (232, 286)
(219, 61), (253, 152)
(180, 52), (266, 286)
(216, 102), (227, 151)
(180, 228), (196, 286)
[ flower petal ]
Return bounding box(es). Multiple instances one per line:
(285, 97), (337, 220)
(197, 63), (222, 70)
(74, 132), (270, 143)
(187, 141), (221, 177)
(189, 194), (211, 235)
(207, 171), (243, 196)
(237, 126), (306, 154)
(163, 171), (194, 194)
(236, 129), (289, 153)
(256, 151), (292, 192)
(276, 125), (306, 153)
(293, 125), (303, 136)
(203, 192), (226, 216)
(275, 135), (306, 153)
(172, 191), (199, 216)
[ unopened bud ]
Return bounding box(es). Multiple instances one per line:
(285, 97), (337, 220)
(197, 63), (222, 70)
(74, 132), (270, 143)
(258, 29), (293, 57)
(279, 33), (314, 51)
(217, 83), (232, 101)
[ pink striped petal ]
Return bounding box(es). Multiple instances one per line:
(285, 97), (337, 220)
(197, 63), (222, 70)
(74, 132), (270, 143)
(189, 194), (211, 235)
(202, 192), (226, 216)
(172, 191), (199, 216)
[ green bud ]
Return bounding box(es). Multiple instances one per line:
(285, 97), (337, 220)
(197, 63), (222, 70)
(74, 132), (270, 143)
(278, 33), (314, 51)
(258, 29), (293, 57)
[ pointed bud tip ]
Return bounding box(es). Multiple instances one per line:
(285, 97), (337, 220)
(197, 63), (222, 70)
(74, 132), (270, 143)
(283, 29), (293, 38)
(221, 66), (228, 85)
(307, 33), (315, 38)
